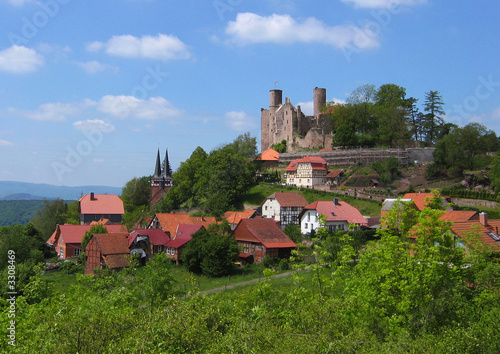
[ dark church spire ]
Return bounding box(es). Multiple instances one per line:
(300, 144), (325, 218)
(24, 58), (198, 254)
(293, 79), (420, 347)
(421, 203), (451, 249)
(154, 148), (162, 177)
(163, 147), (172, 177)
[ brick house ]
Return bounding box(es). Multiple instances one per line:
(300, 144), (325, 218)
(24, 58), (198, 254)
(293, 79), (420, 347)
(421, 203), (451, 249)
(261, 192), (308, 229)
(47, 224), (125, 259)
(285, 156), (329, 188)
(165, 224), (203, 264)
(79, 193), (124, 225)
(233, 218), (297, 264)
(450, 212), (500, 254)
(85, 232), (130, 274)
(300, 198), (367, 235)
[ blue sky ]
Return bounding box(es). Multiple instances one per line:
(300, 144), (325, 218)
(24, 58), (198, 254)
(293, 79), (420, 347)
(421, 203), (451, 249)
(0, 0), (499, 187)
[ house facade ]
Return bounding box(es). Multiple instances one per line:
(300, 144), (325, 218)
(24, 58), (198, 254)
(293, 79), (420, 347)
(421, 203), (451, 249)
(300, 198), (367, 235)
(128, 229), (171, 264)
(261, 192), (309, 229)
(85, 232), (130, 274)
(233, 218), (297, 264)
(285, 156), (329, 188)
(164, 224), (203, 264)
(79, 193), (124, 225)
(47, 224), (125, 259)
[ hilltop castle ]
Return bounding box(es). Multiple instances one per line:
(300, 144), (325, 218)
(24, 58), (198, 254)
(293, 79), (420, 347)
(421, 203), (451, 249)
(261, 87), (333, 153)
(150, 147), (173, 208)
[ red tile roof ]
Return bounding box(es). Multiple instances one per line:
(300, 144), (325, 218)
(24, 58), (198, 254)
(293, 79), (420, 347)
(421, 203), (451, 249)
(303, 200), (367, 226)
(285, 156), (328, 172)
(128, 229), (170, 248)
(224, 210), (256, 224)
(267, 192), (309, 208)
(440, 210), (478, 222)
(79, 194), (125, 215)
(154, 213), (216, 237)
(402, 193), (444, 211)
(451, 220), (500, 252)
(165, 224), (203, 248)
(234, 219), (297, 249)
(326, 170), (343, 178)
(93, 232), (130, 255)
(47, 224), (126, 245)
(257, 148), (280, 161)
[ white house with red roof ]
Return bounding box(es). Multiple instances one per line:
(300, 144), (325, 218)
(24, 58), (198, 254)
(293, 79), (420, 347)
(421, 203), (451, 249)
(261, 191), (309, 229)
(79, 193), (124, 225)
(285, 156), (329, 188)
(299, 198), (367, 234)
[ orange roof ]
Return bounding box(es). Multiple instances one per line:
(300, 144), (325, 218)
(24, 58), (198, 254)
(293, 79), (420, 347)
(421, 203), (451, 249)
(257, 148), (279, 161)
(303, 200), (367, 226)
(90, 218), (110, 225)
(154, 213), (216, 237)
(223, 210), (256, 224)
(79, 194), (124, 215)
(285, 156), (328, 172)
(451, 220), (500, 252)
(47, 224), (126, 245)
(402, 193), (448, 211)
(234, 219), (297, 249)
(440, 211), (478, 222)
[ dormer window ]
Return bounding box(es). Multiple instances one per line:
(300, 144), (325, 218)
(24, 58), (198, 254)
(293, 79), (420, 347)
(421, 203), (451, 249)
(486, 232), (500, 241)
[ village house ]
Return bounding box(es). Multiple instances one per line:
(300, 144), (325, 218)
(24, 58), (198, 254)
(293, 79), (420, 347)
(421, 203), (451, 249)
(128, 228), (171, 265)
(148, 213), (216, 236)
(255, 148), (280, 168)
(299, 198), (367, 234)
(260, 191), (309, 229)
(450, 212), (500, 255)
(165, 224), (204, 264)
(223, 210), (256, 230)
(47, 224), (125, 259)
(285, 156), (329, 188)
(79, 193), (124, 225)
(402, 192), (452, 211)
(85, 232), (130, 275)
(325, 169), (343, 186)
(233, 218), (297, 264)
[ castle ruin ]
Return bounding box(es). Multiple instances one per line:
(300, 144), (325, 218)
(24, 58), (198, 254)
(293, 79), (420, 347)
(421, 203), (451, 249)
(261, 87), (333, 153)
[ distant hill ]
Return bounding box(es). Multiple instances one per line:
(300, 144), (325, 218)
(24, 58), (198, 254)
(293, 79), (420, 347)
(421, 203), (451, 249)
(0, 200), (47, 226)
(0, 181), (122, 201)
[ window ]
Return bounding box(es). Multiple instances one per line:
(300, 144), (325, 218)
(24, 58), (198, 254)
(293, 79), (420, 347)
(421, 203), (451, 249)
(155, 245), (164, 254)
(486, 232), (500, 241)
(74, 248), (82, 257)
(305, 223), (308, 229)
(307, 213), (310, 222)
(59, 248), (63, 258)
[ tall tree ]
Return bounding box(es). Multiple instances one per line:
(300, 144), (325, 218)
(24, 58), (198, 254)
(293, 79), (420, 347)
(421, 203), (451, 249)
(30, 199), (68, 241)
(225, 132), (258, 158)
(422, 90), (445, 144)
(121, 176), (151, 212)
(374, 84), (410, 147)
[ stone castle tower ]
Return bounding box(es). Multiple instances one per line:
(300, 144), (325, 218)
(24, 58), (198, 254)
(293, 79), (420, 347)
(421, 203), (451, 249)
(261, 87), (332, 153)
(150, 147), (173, 208)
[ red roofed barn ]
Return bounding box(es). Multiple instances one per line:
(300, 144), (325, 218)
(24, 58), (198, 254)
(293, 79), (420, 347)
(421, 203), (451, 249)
(85, 232), (130, 274)
(233, 218), (297, 264)
(79, 193), (124, 225)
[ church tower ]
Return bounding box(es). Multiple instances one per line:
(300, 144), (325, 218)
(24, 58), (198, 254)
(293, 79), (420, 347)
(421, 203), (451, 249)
(150, 147), (173, 208)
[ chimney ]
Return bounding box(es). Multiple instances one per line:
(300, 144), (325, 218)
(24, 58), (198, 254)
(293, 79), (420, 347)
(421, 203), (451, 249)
(90, 192), (95, 201)
(334, 197), (339, 205)
(479, 212), (487, 226)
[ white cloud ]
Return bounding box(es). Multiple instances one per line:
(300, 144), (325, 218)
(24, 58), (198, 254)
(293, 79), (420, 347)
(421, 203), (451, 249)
(74, 119), (115, 133)
(9, 102), (81, 121)
(0, 139), (14, 146)
(76, 60), (119, 74)
(97, 95), (182, 120)
(0, 45), (44, 73)
(225, 111), (257, 131)
(341, 0), (426, 9)
(87, 34), (191, 61)
(225, 13), (379, 50)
